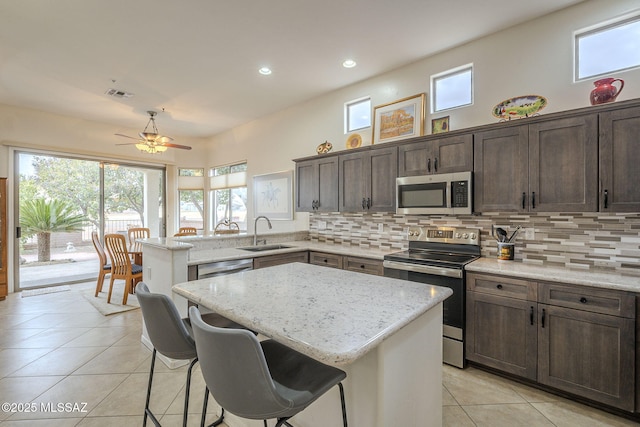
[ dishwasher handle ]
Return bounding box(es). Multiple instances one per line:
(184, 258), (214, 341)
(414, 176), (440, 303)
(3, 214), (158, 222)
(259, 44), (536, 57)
(198, 258), (253, 278)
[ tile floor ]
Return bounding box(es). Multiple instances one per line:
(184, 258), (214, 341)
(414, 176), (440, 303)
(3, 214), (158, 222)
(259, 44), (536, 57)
(0, 281), (638, 427)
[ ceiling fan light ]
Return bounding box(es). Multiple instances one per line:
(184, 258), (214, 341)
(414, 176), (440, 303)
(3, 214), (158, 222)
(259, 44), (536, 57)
(136, 143), (151, 153)
(156, 145), (168, 152)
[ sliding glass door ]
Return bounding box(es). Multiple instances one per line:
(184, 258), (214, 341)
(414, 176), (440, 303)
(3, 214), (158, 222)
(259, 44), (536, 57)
(15, 151), (165, 290)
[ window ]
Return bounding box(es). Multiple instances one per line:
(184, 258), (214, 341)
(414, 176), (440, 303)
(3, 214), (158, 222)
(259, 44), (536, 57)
(210, 162), (248, 231)
(345, 97), (371, 133)
(431, 64), (473, 113)
(575, 15), (640, 81)
(178, 168), (204, 231)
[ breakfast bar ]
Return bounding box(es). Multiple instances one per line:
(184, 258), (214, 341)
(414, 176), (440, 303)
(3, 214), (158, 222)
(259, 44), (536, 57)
(172, 262), (452, 427)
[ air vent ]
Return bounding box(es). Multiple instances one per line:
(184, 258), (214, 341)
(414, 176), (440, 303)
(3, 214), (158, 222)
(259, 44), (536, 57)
(104, 88), (134, 98)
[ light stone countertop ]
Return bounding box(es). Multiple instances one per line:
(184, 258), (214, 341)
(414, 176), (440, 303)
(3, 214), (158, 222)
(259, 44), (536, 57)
(467, 258), (640, 293)
(185, 241), (396, 265)
(172, 262), (452, 366)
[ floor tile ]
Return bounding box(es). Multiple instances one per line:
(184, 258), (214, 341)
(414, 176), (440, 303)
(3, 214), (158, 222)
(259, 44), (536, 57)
(443, 365), (527, 405)
(9, 346), (107, 377)
(463, 403), (555, 426)
(0, 348), (54, 378)
(0, 376), (65, 420)
(75, 415), (144, 426)
(443, 406), (475, 427)
(72, 345), (151, 375)
(532, 399), (640, 427)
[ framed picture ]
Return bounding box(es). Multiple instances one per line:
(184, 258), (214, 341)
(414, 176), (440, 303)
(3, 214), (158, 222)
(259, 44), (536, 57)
(372, 93), (425, 144)
(253, 170), (293, 220)
(431, 116), (450, 134)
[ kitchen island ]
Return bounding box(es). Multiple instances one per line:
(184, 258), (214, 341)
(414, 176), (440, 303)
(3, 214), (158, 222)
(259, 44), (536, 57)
(173, 262), (451, 427)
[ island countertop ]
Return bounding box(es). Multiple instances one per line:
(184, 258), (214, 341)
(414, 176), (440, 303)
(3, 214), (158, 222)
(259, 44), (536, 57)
(172, 262), (452, 366)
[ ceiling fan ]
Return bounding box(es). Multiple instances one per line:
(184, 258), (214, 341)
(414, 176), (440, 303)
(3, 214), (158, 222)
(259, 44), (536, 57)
(115, 111), (192, 153)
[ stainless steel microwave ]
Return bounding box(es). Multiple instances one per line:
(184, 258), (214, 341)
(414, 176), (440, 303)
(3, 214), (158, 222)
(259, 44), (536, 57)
(396, 171), (472, 215)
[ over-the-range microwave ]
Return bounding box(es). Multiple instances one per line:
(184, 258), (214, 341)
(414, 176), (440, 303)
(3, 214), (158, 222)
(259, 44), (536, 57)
(396, 171), (472, 215)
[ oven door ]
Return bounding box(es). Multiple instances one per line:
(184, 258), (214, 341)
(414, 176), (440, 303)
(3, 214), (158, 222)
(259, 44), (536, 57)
(383, 261), (465, 368)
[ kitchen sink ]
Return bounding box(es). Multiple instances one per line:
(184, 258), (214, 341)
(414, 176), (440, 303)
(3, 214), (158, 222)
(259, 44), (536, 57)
(238, 244), (293, 252)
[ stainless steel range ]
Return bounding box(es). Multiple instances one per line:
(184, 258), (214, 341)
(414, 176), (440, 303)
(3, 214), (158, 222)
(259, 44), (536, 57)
(383, 226), (480, 368)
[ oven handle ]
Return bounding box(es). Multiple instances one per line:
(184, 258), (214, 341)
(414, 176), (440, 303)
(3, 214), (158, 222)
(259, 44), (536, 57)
(383, 260), (462, 278)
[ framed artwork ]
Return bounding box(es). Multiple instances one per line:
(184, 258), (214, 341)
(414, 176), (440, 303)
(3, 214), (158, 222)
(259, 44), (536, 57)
(372, 93), (425, 144)
(253, 170), (293, 220)
(431, 116), (450, 134)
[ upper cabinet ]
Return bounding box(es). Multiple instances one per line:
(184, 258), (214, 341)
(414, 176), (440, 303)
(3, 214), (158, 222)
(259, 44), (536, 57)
(339, 146), (397, 212)
(295, 156), (339, 212)
(398, 134), (473, 177)
(474, 114), (598, 212)
(599, 106), (640, 212)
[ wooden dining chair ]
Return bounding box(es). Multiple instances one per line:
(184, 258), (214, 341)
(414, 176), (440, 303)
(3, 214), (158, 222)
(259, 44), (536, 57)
(91, 231), (111, 297)
(178, 226), (197, 235)
(127, 227), (150, 244)
(104, 233), (142, 305)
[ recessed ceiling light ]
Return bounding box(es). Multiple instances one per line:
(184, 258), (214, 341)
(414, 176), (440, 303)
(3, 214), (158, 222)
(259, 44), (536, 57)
(258, 67), (272, 75)
(343, 59), (357, 68)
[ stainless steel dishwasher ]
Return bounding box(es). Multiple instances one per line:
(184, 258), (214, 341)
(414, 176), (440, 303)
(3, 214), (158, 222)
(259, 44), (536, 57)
(188, 258), (253, 280)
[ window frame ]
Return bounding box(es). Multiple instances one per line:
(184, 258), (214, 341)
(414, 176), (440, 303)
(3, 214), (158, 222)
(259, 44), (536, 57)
(430, 64), (474, 114)
(574, 13), (640, 82)
(209, 161), (248, 232)
(344, 96), (372, 133)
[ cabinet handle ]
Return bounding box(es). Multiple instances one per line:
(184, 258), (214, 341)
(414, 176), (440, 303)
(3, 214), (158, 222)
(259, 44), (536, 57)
(579, 297), (588, 304)
(522, 192), (526, 210)
(323, 258), (328, 263)
(360, 264), (365, 269)
(532, 191), (536, 209)
(362, 198), (366, 209)
(366, 198), (371, 209)
(541, 308), (546, 328)
(427, 158), (431, 173)
(496, 284), (503, 290)
(603, 189), (608, 209)
(530, 306), (534, 325)
(434, 157), (438, 172)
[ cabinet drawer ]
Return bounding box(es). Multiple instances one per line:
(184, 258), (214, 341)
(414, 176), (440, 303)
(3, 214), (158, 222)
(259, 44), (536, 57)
(253, 251), (309, 269)
(309, 252), (343, 269)
(539, 282), (635, 318)
(343, 256), (383, 276)
(467, 273), (536, 301)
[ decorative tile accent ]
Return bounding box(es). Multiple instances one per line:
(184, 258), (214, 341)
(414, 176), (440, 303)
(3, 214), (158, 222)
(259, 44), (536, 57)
(309, 212), (640, 274)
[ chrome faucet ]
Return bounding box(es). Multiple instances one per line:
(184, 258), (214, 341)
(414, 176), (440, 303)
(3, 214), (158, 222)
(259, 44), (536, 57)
(253, 216), (272, 245)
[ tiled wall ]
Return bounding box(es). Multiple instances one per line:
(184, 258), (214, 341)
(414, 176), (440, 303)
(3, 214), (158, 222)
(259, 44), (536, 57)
(309, 212), (640, 275)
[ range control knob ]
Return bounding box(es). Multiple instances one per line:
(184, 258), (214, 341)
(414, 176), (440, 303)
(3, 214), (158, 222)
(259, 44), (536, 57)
(470, 233), (477, 240)
(455, 233), (462, 238)
(462, 233), (469, 239)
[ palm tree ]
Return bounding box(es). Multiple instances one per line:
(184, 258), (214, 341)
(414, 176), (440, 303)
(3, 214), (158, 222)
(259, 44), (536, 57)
(20, 198), (87, 262)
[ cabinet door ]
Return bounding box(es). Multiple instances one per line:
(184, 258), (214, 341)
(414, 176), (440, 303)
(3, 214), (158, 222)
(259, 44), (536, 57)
(538, 304), (635, 411)
(529, 115), (598, 212)
(309, 251), (343, 269)
(316, 157), (339, 212)
(343, 256), (383, 276)
(466, 291), (537, 379)
(338, 152), (366, 212)
(296, 160), (317, 212)
(253, 251), (309, 269)
(473, 126), (528, 212)
(599, 106), (640, 212)
(398, 140), (430, 177)
(366, 147), (397, 212)
(431, 133), (473, 174)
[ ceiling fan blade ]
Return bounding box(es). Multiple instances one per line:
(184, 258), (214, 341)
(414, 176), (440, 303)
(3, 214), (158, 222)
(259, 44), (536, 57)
(154, 135), (174, 143)
(115, 133), (142, 141)
(115, 142), (141, 146)
(162, 142), (192, 150)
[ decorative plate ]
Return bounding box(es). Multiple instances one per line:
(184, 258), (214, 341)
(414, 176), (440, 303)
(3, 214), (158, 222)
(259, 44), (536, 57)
(316, 141), (332, 154)
(492, 95), (547, 121)
(346, 133), (362, 149)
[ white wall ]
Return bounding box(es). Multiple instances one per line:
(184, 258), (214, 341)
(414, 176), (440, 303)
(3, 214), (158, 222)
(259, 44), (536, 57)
(208, 0), (640, 231)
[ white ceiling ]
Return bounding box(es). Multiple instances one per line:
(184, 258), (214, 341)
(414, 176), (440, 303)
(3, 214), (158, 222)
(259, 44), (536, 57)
(0, 0), (585, 138)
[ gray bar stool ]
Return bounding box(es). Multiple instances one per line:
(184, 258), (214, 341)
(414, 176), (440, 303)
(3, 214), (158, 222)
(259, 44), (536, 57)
(136, 282), (243, 427)
(189, 306), (348, 427)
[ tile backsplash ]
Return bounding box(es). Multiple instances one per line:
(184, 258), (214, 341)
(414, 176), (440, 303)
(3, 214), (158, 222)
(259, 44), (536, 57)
(309, 212), (640, 275)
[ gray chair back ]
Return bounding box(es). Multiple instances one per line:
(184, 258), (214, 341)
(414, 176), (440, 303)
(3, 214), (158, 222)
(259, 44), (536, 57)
(136, 283), (196, 360)
(189, 306), (291, 419)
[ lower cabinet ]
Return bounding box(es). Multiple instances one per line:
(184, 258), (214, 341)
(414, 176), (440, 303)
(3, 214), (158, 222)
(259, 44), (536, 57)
(253, 251), (309, 269)
(309, 251), (383, 276)
(467, 272), (636, 412)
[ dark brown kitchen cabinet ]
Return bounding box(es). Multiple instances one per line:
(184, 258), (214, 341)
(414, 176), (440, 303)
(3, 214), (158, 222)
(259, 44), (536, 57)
(309, 251), (343, 269)
(398, 133), (473, 176)
(338, 146), (397, 212)
(253, 251), (309, 269)
(466, 273), (537, 379)
(0, 178), (7, 301)
(295, 156), (339, 212)
(467, 272), (636, 412)
(474, 114), (598, 212)
(599, 106), (640, 212)
(309, 251), (383, 276)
